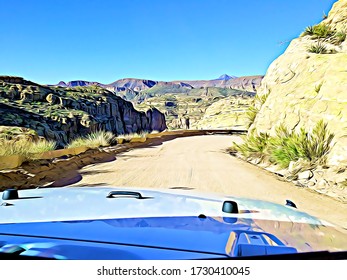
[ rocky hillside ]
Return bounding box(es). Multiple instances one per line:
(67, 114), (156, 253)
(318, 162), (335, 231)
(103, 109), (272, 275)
(225, 76), (264, 93)
(195, 93), (254, 130)
(0, 76), (166, 147)
(253, 0), (347, 167)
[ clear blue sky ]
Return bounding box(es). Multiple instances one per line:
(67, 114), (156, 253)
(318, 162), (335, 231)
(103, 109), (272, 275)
(0, 0), (336, 84)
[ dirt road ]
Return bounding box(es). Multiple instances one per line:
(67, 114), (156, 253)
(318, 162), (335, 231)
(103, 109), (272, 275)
(71, 135), (347, 228)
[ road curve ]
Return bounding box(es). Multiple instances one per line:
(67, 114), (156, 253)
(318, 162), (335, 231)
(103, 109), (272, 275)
(71, 135), (347, 228)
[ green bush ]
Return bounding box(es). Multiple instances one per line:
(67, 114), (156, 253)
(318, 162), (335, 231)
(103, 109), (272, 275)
(245, 105), (258, 126)
(300, 120), (334, 164)
(233, 130), (270, 160)
(233, 120), (334, 168)
(245, 93), (269, 127)
(307, 42), (328, 54)
(116, 132), (148, 142)
(29, 140), (57, 155)
(332, 31), (346, 44)
(267, 125), (307, 168)
(302, 26), (314, 36)
(67, 131), (115, 149)
(302, 24), (335, 39)
(313, 24), (334, 38)
(0, 138), (56, 158)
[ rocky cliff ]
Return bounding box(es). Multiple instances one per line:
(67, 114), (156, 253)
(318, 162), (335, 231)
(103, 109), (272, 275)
(225, 76), (264, 93)
(252, 0), (347, 166)
(0, 76), (167, 147)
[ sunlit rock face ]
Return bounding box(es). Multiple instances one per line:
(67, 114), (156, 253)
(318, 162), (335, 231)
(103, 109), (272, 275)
(194, 93), (255, 130)
(252, 0), (347, 166)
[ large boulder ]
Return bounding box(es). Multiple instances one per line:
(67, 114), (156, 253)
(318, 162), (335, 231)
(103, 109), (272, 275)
(146, 108), (167, 131)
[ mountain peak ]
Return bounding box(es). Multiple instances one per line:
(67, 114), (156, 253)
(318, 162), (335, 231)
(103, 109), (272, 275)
(217, 74), (235, 80)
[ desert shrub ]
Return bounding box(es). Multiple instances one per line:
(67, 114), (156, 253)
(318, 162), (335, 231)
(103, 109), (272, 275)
(245, 105), (258, 126)
(332, 31), (346, 44)
(312, 23), (334, 38)
(255, 92), (269, 105)
(267, 125), (307, 168)
(302, 26), (315, 36)
(233, 120), (334, 168)
(299, 120), (334, 164)
(67, 131), (115, 149)
(29, 140), (57, 155)
(307, 42), (328, 54)
(302, 23), (335, 39)
(233, 130), (270, 160)
(269, 121), (334, 167)
(116, 132), (148, 142)
(245, 92), (269, 127)
(0, 138), (56, 158)
(0, 127), (34, 139)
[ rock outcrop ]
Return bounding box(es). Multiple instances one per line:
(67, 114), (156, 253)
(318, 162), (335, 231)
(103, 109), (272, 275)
(252, 0), (347, 166)
(225, 76), (264, 93)
(146, 108), (167, 131)
(0, 77), (167, 147)
(195, 93), (255, 130)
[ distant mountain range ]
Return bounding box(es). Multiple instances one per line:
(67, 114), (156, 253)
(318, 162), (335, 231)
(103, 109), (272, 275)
(54, 74), (263, 93)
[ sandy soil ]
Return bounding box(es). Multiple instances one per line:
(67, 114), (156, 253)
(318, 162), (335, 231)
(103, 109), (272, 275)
(71, 135), (347, 228)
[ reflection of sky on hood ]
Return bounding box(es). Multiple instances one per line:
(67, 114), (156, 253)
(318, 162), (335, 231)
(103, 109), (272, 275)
(0, 187), (225, 223)
(0, 187), (335, 228)
(1, 187), (346, 257)
(252, 218), (347, 252)
(0, 216), (253, 255)
(1, 215), (346, 255)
